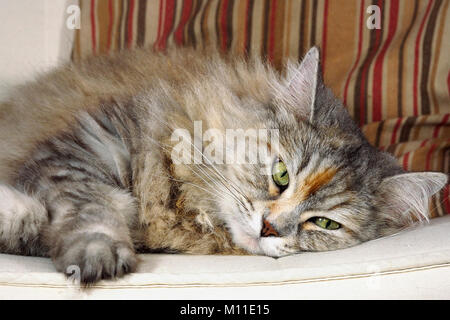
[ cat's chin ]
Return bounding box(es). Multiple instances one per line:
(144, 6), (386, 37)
(225, 219), (263, 254)
(259, 237), (293, 257)
(233, 234), (292, 257)
(237, 235), (263, 255)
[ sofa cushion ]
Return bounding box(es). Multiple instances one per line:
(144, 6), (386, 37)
(0, 215), (449, 299)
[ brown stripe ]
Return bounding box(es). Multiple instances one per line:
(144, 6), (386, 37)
(309, 0), (318, 46)
(225, 0), (235, 51)
(366, 0), (385, 123)
(386, 144), (397, 155)
(298, 0), (307, 55)
(283, 0), (292, 59)
(374, 120), (384, 147)
(354, 0), (385, 125)
(397, 0), (419, 117)
(136, 0), (147, 46)
(200, 0), (212, 47)
(261, 0), (270, 58)
(324, 0), (358, 96)
(420, 0), (443, 115)
(186, 0), (202, 48)
(430, 0), (450, 114)
(235, 0), (246, 54)
(245, 0), (255, 55)
(97, 0), (109, 54)
(354, 14), (376, 123)
(72, 27), (82, 61)
(214, 0), (222, 49)
(398, 116), (417, 143)
(272, 0), (285, 69)
(116, 0), (125, 50)
(124, 0), (132, 48)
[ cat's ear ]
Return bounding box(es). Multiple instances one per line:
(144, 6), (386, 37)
(376, 172), (448, 234)
(279, 47), (320, 121)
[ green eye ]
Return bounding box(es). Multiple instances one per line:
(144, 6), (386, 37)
(272, 161), (289, 188)
(313, 217), (341, 230)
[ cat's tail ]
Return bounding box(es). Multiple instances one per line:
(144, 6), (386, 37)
(0, 184), (48, 256)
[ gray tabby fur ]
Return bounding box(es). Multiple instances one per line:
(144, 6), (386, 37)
(0, 47), (446, 283)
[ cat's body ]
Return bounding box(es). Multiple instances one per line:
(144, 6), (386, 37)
(0, 47), (446, 283)
(0, 48), (247, 261)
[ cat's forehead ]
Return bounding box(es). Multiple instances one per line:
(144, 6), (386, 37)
(281, 121), (360, 164)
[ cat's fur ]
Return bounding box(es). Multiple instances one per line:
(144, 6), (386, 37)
(0, 47), (447, 283)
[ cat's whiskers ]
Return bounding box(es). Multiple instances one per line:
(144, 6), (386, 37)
(144, 108), (251, 208)
(134, 136), (239, 210)
(193, 164), (246, 207)
(143, 167), (230, 206)
(145, 107), (249, 194)
(137, 136), (235, 205)
(200, 162), (252, 206)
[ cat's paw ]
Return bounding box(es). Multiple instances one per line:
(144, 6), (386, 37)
(53, 233), (138, 284)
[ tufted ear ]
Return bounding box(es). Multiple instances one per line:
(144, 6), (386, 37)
(377, 172), (448, 235)
(281, 47), (320, 121)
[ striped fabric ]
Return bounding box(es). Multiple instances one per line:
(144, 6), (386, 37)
(73, 0), (449, 217)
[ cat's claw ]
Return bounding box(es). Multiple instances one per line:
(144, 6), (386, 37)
(53, 233), (138, 284)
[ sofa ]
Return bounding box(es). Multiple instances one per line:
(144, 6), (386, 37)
(0, 0), (448, 299)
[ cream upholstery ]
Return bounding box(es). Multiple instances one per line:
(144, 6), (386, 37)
(0, 1), (449, 300)
(0, 216), (449, 299)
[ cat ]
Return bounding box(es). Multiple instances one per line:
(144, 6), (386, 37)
(0, 47), (447, 284)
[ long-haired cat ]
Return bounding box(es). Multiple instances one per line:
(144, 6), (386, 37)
(0, 47), (447, 283)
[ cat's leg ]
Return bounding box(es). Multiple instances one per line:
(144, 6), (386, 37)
(0, 184), (48, 255)
(42, 183), (139, 284)
(12, 110), (140, 283)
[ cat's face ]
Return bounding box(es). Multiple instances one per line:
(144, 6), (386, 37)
(214, 48), (447, 256)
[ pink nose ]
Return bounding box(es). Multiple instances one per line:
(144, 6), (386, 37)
(261, 219), (279, 237)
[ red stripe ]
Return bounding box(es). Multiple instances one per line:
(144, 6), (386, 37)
(174, 0), (193, 45)
(358, 0), (383, 126)
(433, 113), (449, 138)
(243, 0), (251, 54)
(268, 0), (277, 62)
(372, 0), (399, 122)
(154, 0), (164, 50)
(425, 143), (437, 170)
(321, 0), (329, 74)
(127, 0), (135, 49)
(447, 71), (450, 96)
(90, 0), (97, 54)
(160, 0), (175, 50)
(390, 117), (403, 145)
(413, 0), (434, 116)
(420, 139), (429, 148)
(444, 184), (450, 214)
(219, 0), (230, 51)
(343, 2), (365, 105)
(402, 152), (410, 170)
(107, 0), (114, 51)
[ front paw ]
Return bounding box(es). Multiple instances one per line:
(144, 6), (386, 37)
(53, 233), (138, 284)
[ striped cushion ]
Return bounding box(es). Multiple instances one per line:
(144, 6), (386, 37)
(73, 0), (449, 217)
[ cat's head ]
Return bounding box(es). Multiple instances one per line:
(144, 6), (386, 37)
(210, 47), (448, 256)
